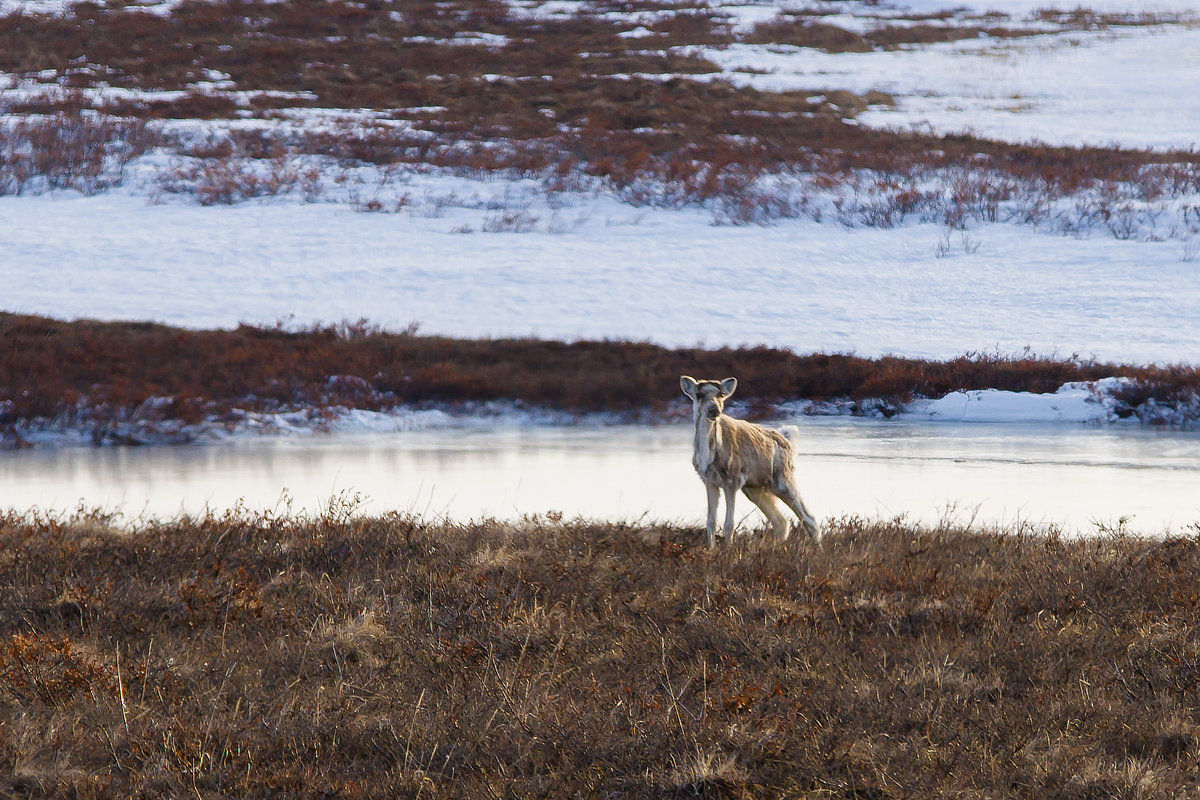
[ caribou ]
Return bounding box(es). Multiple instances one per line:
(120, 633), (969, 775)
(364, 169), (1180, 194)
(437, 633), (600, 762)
(680, 376), (819, 547)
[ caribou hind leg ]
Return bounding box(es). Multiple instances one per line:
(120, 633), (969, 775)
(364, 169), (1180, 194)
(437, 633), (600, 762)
(774, 481), (820, 540)
(743, 486), (790, 540)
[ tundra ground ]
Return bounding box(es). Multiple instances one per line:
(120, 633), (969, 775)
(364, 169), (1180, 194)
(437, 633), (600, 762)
(3, 508), (1199, 797)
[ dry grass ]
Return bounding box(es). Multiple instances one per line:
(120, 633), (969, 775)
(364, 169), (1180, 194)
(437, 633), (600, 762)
(4, 313), (1200, 438)
(3, 508), (1200, 797)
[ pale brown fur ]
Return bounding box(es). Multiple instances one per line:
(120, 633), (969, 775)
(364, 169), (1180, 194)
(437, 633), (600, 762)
(681, 375), (820, 547)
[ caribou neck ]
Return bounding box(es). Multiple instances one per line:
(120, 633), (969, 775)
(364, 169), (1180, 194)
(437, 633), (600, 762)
(693, 410), (723, 471)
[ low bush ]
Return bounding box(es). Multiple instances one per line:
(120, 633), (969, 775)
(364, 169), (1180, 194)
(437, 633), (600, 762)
(3, 314), (1199, 436)
(0, 112), (158, 196)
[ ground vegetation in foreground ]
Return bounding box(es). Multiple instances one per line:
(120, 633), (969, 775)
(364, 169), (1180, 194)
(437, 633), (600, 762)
(2, 508), (1200, 797)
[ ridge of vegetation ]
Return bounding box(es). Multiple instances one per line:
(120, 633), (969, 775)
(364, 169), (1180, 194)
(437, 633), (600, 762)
(2, 312), (1199, 446)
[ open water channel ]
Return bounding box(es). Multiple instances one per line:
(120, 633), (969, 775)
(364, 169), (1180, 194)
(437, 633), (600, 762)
(2, 419), (1199, 535)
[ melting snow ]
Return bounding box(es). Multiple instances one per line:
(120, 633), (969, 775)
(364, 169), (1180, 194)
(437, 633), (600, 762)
(910, 379), (1130, 424)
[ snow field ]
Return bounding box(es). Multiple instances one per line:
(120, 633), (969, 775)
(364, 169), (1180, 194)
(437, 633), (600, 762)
(704, 25), (1200, 151)
(4, 181), (1200, 366)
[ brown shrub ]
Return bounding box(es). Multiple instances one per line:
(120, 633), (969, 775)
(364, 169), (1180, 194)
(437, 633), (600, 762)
(0, 112), (158, 195)
(743, 17), (871, 51)
(3, 314), (1199, 432)
(0, 632), (113, 707)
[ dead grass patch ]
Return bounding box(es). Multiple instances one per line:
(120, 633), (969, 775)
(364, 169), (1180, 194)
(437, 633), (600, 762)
(2, 510), (1200, 796)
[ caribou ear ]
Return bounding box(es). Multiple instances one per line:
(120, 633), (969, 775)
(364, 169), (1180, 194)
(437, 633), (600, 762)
(719, 377), (737, 398)
(680, 375), (699, 399)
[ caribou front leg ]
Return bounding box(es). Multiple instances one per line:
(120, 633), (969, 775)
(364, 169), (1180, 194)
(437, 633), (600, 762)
(723, 484), (738, 542)
(705, 483), (720, 548)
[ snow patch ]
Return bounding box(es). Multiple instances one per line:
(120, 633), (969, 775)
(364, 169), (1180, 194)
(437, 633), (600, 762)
(694, 24), (1200, 151)
(908, 379), (1130, 423)
(8, 377), (1198, 452)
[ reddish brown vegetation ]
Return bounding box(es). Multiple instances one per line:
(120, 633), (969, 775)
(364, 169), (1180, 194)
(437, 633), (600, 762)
(3, 510), (1200, 796)
(3, 0), (1198, 208)
(2, 313), (1199, 434)
(0, 112), (157, 195)
(742, 17), (1046, 51)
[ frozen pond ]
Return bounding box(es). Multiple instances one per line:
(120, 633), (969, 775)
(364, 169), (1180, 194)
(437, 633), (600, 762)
(3, 419), (1200, 535)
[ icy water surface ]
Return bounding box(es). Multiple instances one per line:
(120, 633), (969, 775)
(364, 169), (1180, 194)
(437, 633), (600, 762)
(2, 420), (1199, 534)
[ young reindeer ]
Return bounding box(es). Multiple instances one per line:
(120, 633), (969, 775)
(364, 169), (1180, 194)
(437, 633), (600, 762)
(681, 376), (819, 547)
